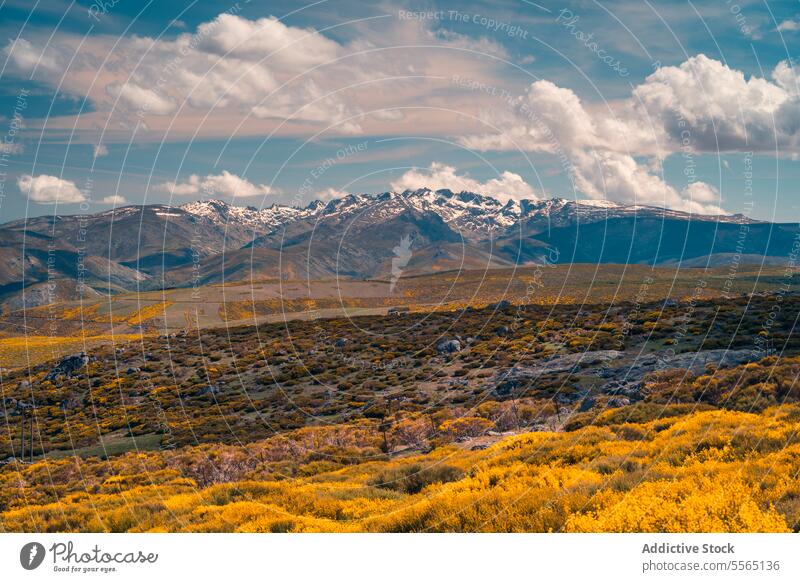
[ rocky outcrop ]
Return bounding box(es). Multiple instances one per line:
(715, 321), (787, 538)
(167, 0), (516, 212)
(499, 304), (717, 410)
(437, 339), (462, 354)
(45, 353), (89, 382)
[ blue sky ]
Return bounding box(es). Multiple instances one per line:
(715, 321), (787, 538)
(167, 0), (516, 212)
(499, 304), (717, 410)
(0, 0), (798, 221)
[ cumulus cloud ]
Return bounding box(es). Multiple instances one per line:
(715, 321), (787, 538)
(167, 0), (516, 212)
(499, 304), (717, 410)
(633, 55), (795, 153)
(315, 187), (350, 201)
(772, 60), (800, 96)
(466, 55), (800, 159)
(458, 83), (720, 212)
(194, 14), (341, 68)
(569, 150), (723, 214)
(458, 79), (662, 157)
(100, 195), (127, 204)
(18, 174), (86, 204)
(391, 162), (538, 202)
(93, 144), (108, 158)
(157, 170), (275, 198)
(777, 20), (800, 32)
(456, 55), (800, 213)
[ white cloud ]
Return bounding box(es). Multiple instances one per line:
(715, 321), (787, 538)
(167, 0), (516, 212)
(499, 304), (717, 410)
(682, 182), (720, 204)
(1, 13), (510, 139)
(100, 194), (127, 204)
(18, 174), (86, 204)
(777, 20), (800, 32)
(391, 162), (538, 202)
(569, 150), (723, 214)
(3, 14), (349, 129)
(315, 187), (350, 201)
(106, 82), (176, 115)
(772, 60), (800, 96)
(458, 83), (721, 212)
(634, 55), (795, 153)
(93, 144), (108, 158)
(157, 170), (275, 198)
(3, 38), (64, 76)
(457, 54), (800, 213)
(194, 14), (342, 68)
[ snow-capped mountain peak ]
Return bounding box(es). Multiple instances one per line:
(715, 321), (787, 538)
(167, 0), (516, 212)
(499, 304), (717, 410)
(173, 189), (753, 241)
(179, 198), (317, 231)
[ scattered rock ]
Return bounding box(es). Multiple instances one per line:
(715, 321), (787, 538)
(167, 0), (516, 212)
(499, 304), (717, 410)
(555, 393), (576, 405)
(496, 325), (510, 337)
(492, 378), (520, 397)
(436, 339), (461, 354)
(15, 400), (33, 413)
(602, 380), (642, 398)
(508, 350), (624, 377)
(45, 352), (89, 382)
(334, 338), (348, 348)
(607, 396), (631, 408)
(578, 396), (596, 412)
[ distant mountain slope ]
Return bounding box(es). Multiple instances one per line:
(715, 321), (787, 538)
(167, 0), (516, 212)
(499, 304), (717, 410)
(530, 217), (796, 265)
(0, 188), (791, 310)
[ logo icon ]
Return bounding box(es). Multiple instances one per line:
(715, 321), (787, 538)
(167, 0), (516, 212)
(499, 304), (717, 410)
(20, 542), (46, 570)
(389, 233), (414, 293)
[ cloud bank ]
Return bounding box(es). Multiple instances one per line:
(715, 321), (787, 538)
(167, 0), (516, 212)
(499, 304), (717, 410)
(2, 12), (506, 137)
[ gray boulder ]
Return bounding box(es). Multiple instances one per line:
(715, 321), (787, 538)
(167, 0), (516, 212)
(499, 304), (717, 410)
(436, 339), (462, 354)
(45, 352), (89, 382)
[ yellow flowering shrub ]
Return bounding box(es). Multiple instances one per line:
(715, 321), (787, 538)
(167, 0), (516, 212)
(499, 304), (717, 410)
(2, 406), (799, 532)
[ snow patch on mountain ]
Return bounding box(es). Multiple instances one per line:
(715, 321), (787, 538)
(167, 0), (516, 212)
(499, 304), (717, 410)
(175, 191), (755, 239)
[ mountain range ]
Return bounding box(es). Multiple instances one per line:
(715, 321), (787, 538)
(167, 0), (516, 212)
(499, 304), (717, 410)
(0, 188), (794, 310)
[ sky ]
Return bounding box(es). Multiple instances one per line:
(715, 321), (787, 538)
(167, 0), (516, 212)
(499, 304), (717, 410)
(0, 0), (798, 221)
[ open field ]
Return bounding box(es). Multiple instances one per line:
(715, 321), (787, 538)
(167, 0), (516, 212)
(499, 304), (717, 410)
(2, 264), (798, 338)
